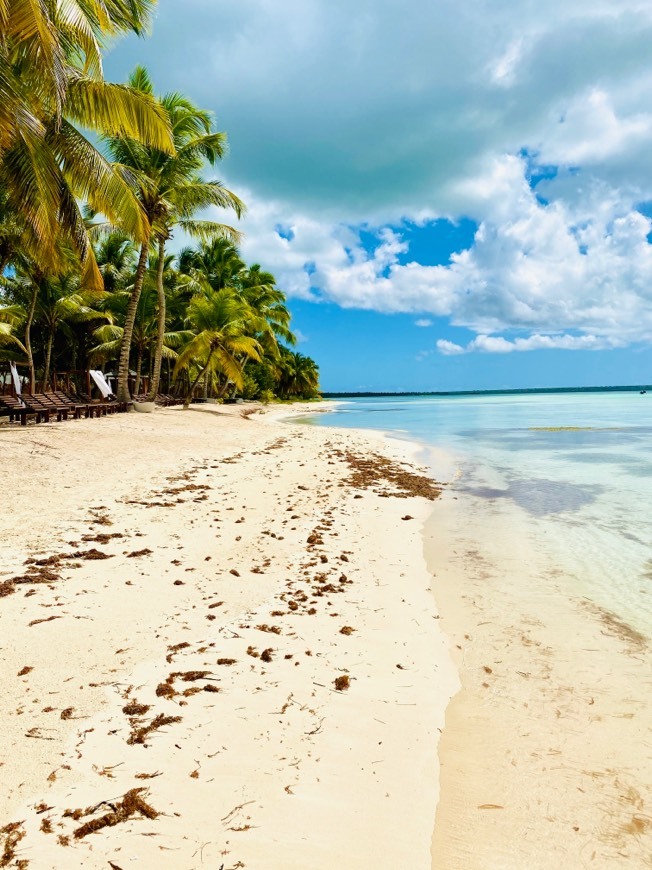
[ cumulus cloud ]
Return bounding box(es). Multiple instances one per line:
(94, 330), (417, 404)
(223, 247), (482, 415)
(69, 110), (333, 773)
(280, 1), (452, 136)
(415, 319), (433, 327)
(216, 154), (652, 347)
(436, 340), (465, 356)
(108, 0), (652, 352)
(108, 0), (652, 217)
(438, 334), (623, 355)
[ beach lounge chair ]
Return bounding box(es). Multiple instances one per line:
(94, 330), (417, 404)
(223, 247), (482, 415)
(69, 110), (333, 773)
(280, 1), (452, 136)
(0, 395), (33, 425)
(23, 394), (72, 422)
(42, 392), (89, 419)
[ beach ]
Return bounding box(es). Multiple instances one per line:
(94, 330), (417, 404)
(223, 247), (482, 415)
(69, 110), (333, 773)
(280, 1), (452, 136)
(429, 488), (652, 869)
(0, 404), (457, 869)
(2, 401), (651, 870)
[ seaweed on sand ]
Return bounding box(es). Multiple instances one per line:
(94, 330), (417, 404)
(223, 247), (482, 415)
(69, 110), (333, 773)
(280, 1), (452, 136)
(1, 822), (25, 867)
(255, 624), (281, 635)
(341, 449), (443, 500)
(165, 642), (190, 663)
(170, 670), (213, 681)
(70, 788), (159, 839)
(122, 702), (150, 716)
(127, 714), (182, 746)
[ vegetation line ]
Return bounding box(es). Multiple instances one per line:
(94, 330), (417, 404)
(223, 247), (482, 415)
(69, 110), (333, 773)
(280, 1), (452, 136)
(0, 3), (320, 406)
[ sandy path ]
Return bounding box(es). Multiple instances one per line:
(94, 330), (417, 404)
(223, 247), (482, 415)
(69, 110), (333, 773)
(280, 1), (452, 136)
(0, 405), (456, 869)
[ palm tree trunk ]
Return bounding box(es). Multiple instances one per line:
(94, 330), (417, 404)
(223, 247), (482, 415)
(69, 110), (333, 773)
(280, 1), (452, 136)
(217, 376), (230, 398)
(134, 346), (143, 395)
(183, 349), (214, 410)
(24, 282), (38, 394)
(43, 328), (54, 390)
(116, 237), (150, 403)
(148, 237), (166, 401)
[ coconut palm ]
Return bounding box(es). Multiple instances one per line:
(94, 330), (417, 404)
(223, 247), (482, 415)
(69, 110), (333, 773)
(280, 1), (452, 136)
(174, 289), (262, 409)
(33, 272), (108, 388)
(0, 189), (25, 277)
(95, 232), (139, 293)
(277, 349), (320, 399)
(178, 238), (246, 293)
(0, 1), (173, 283)
(92, 254), (189, 393)
(240, 264), (295, 350)
(0, 305), (26, 358)
(105, 67), (244, 403)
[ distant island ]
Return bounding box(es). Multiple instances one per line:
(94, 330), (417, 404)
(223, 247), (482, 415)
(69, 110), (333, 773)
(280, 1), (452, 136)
(323, 385), (650, 398)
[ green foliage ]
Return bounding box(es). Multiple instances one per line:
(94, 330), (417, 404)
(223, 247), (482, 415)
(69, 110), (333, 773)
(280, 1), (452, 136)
(240, 373), (260, 400)
(0, 8), (322, 401)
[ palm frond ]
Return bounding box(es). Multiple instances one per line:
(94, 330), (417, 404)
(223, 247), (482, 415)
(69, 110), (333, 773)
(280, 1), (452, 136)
(177, 220), (242, 244)
(65, 75), (174, 153)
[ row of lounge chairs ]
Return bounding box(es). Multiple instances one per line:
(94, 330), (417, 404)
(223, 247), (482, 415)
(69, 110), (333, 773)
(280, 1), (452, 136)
(0, 391), (127, 426)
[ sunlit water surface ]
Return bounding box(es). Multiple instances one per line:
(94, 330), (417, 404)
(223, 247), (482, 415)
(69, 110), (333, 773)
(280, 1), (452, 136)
(303, 392), (652, 636)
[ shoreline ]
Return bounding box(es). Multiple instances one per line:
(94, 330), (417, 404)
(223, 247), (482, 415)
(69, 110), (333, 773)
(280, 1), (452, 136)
(425, 474), (652, 868)
(0, 403), (457, 868)
(295, 407), (652, 866)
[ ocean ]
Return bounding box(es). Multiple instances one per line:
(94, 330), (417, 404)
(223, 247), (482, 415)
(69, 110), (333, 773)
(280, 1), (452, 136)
(305, 391), (652, 637)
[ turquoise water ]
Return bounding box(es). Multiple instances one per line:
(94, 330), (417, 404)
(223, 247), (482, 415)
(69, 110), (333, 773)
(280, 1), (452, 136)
(308, 392), (652, 635)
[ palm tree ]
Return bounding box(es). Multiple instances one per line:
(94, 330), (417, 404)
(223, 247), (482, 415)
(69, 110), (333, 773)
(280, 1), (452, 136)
(0, 1), (174, 283)
(177, 241), (302, 398)
(95, 232), (138, 294)
(240, 263), (295, 353)
(93, 254), (190, 393)
(0, 305), (26, 359)
(0, 189), (25, 277)
(34, 272), (108, 388)
(277, 349), (320, 399)
(179, 238), (246, 293)
(5, 258), (45, 392)
(174, 289), (262, 409)
(105, 67), (244, 403)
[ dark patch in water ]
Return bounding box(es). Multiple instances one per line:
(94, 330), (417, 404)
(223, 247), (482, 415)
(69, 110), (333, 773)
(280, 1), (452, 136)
(569, 453), (652, 476)
(460, 478), (603, 516)
(458, 426), (652, 453)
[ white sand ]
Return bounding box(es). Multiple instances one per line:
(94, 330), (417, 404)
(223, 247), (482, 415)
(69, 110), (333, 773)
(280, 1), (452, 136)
(427, 485), (652, 868)
(0, 404), (457, 869)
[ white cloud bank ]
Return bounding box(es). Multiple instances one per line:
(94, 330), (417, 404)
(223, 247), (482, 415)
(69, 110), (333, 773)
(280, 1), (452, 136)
(111, 0), (652, 353)
(437, 334), (623, 355)
(223, 151), (652, 349)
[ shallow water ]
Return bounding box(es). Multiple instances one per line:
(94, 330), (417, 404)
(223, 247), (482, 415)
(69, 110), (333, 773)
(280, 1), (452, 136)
(308, 392), (652, 636)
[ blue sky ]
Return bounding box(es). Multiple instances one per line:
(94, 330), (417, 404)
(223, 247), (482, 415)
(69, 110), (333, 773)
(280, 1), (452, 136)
(106, 1), (652, 391)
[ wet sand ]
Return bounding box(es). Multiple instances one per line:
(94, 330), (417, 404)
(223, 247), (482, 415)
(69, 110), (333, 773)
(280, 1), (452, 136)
(426, 483), (652, 868)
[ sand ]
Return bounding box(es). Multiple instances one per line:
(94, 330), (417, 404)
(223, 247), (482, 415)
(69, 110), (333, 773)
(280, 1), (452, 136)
(427, 481), (652, 868)
(0, 403), (457, 869)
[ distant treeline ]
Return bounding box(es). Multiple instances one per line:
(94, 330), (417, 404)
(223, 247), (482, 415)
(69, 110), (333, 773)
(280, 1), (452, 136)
(323, 385), (651, 398)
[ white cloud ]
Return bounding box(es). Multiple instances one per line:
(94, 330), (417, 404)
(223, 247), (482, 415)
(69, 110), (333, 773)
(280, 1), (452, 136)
(415, 319), (433, 327)
(110, 0), (652, 353)
(218, 155), (652, 347)
(109, 0), (652, 218)
(441, 333), (623, 354)
(437, 340), (465, 355)
(534, 88), (652, 167)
